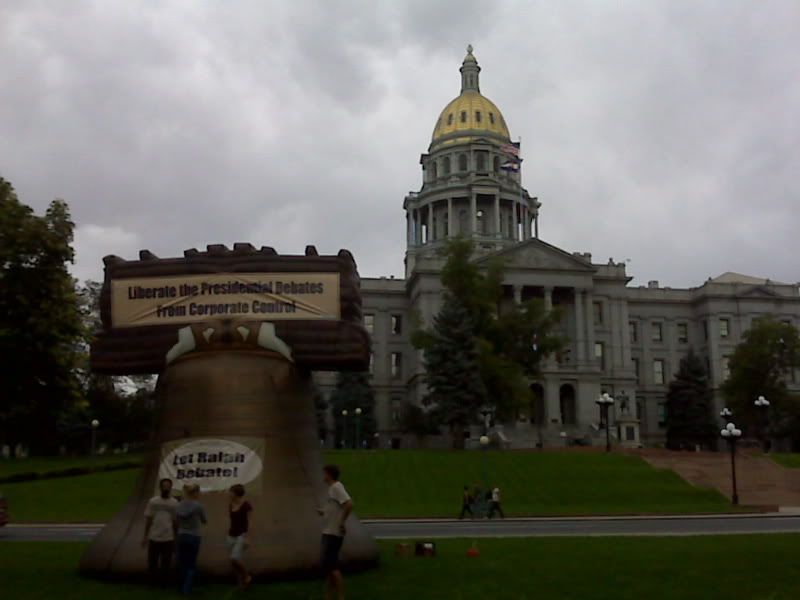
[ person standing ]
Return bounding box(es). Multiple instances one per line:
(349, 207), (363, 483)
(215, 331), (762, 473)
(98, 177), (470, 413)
(227, 484), (253, 590)
(318, 464), (353, 600)
(141, 478), (178, 585)
(175, 483), (207, 595)
(488, 486), (505, 519)
(458, 485), (474, 520)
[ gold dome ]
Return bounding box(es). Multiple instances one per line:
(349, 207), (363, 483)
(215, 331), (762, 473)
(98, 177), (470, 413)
(429, 46), (511, 151)
(430, 91), (510, 149)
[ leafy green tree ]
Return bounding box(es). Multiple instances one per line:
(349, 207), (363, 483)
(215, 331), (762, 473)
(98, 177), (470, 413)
(414, 238), (563, 445)
(401, 403), (440, 446)
(666, 349), (717, 450)
(722, 317), (800, 442)
(0, 178), (84, 455)
(328, 372), (376, 448)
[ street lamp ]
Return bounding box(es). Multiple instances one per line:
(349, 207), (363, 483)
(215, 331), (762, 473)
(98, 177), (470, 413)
(595, 393), (615, 452)
(479, 434), (490, 498)
(355, 407), (362, 450)
(754, 396), (770, 454)
(559, 431), (568, 448)
(341, 409), (348, 448)
(720, 422), (743, 505)
(90, 419), (100, 456)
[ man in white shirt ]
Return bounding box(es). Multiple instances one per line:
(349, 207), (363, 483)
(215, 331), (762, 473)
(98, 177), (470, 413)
(319, 464), (353, 600)
(488, 487), (505, 519)
(141, 478), (178, 585)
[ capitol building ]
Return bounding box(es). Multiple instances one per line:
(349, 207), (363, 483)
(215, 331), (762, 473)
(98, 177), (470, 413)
(319, 47), (800, 448)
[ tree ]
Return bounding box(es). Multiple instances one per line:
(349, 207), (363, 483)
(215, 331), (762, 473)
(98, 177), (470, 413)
(401, 403), (440, 446)
(665, 349), (717, 450)
(328, 372), (376, 448)
(722, 317), (800, 443)
(312, 384), (329, 442)
(413, 238), (563, 445)
(0, 177), (84, 455)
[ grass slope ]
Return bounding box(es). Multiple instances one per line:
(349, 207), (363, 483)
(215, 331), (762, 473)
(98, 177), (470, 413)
(3, 536), (800, 599)
(772, 453), (800, 468)
(0, 450), (729, 523)
(0, 454), (144, 478)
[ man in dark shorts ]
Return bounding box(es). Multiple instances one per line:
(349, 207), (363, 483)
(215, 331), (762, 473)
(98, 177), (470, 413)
(318, 464), (353, 600)
(141, 478), (178, 585)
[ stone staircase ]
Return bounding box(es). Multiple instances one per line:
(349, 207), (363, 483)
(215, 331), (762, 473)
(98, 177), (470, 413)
(636, 448), (800, 508)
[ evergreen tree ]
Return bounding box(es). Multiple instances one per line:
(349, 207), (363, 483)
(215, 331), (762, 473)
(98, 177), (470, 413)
(413, 238), (563, 443)
(328, 372), (376, 448)
(722, 317), (800, 443)
(0, 178), (84, 455)
(419, 293), (486, 447)
(665, 349), (717, 450)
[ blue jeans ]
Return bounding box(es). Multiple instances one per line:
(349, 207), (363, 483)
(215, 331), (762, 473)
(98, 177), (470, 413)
(176, 533), (201, 594)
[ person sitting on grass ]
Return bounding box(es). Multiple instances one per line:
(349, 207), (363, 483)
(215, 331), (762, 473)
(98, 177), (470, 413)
(227, 483), (253, 590)
(176, 483), (207, 595)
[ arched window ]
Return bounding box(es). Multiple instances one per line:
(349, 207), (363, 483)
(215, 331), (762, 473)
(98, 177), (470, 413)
(460, 111), (467, 123)
(475, 111), (482, 123)
(493, 156), (500, 172)
(442, 156), (451, 175)
(430, 161), (438, 179)
(447, 113), (454, 125)
(560, 384), (577, 425)
(489, 112), (495, 124)
(458, 154), (468, 171)
(476, 152), (486, 172)
(458, 210), (468, 234)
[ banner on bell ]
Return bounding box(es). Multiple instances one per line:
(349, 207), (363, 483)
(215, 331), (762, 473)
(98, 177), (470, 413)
(157, 437), (264, 495)
(111, 272), (341, 328)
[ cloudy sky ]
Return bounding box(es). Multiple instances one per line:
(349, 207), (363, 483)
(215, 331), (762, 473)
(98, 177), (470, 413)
(1, 0), (798, 287)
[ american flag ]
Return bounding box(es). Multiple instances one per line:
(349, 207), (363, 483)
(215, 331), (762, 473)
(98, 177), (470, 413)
(500, 143), (520, 157)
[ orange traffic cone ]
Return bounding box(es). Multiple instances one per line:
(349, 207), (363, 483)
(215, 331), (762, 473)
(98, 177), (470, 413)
(466, 541), (480, 557)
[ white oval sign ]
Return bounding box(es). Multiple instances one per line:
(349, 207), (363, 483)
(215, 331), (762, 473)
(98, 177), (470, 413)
(158, 438), (263, 493)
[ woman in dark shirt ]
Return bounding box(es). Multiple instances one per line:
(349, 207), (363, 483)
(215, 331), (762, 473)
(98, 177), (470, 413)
(227, 484), (253, 590)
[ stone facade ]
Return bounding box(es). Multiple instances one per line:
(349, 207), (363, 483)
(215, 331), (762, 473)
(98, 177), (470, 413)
(317, 48), (800, 448)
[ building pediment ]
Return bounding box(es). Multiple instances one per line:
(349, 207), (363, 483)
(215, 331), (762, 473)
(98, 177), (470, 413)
(740, 285), (780, 298)
(474, 238), (596, 273)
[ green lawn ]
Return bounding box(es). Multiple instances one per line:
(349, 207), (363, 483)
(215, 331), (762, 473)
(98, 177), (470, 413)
(3, 537), (800, 599)
(0, 450), (730, 523)
(0, 453), (143, 478)
(772, 453), (800, 468)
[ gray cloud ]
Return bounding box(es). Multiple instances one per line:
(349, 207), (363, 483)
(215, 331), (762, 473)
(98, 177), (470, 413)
(1, 0), (798, 287)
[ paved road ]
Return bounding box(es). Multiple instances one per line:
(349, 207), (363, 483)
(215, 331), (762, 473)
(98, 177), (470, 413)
(4, 515), (800, 542)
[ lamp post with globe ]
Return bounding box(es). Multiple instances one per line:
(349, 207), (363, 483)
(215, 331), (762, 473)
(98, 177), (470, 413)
(595, 393), (615, 452)
(720, 422), (743, 505)
(341, 409), (348, 448)
(90, 419), (100, 456)
(754, 396), (770, 453)
(355, 407), (362, 450)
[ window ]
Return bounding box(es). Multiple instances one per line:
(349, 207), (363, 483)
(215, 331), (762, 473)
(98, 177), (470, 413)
(677, 323), (688, 344)
(442, 156), (451, 175)
(493, 156), (500, 172)
(391, 315), (402, 335)
(636, 398), (644, 420)
(430, 161), (437, 179)
(364, 314), (374, 334)
(368, 352), (374, 374)
(652, 322), (663, 342)
(703, 320), (709, 340)
(391, 352), (402, 378)
(720, 318), (730, 338)
(632, 357), (640, 381)
(507, 216), (514, 238)
(443, 213), (449, 236)
(458, 210), (467, 233)
(476, 210), (485, 234)
(629, 321), (638, 343)
(657, 402), (667, 428)
(475, 110), (482, 123)
(391, 398), (402, 424)
(476, 152), (487, 172)
(489, 112), (495, 124)
(595, 342), (605, 370)
(458, 154), (468, 171)
(447, 113), (453, 125)
(460, 111), (467, 123)
(653, 359), (665, 385)
(593, 302), (603, 324)
(722, 356), (731, 380)
(625, 425), (636, 441)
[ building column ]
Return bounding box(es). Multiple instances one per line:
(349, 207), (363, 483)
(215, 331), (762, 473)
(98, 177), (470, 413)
(512, 285), (522, 305)
(543, 286), (555, 369)
(574, 289), (586, 365)
(621, 298), (632, 369)
(470, 193), (477, 234)
(521, 205), (528, 239)
(494, 195), (501, 238)
(447, 197), (453, 237)
(427, 202), (433, 243)
(585, 290), (595, 369)
(406, 211), (412, 245)
(545, 378), (561, 428)
(413, 209), (420, 244)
